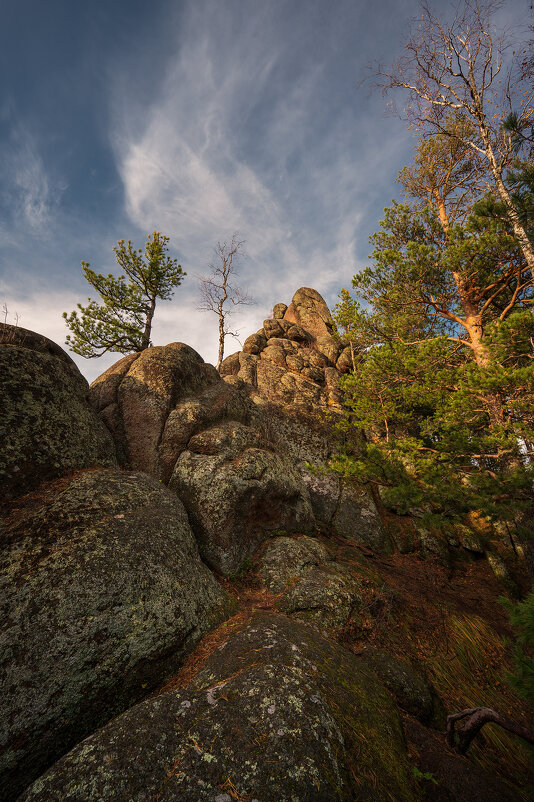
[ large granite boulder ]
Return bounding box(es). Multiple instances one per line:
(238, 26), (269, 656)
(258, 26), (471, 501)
(89, 342), (220, 475)
(0, 469), (234, 800)
(283, 286), (334, 340)
(169, 421), (315, 574)
(20, 613), (417, 802)
(0, 326), (117, 501)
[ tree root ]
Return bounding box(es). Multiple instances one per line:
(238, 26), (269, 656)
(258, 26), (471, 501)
(447, 707), (534, 754)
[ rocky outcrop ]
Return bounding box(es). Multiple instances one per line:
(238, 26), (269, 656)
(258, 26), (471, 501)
(19, 613), (416, 802)
(259, 535), (364, 631)
(169, 421), (314, 574)
(0, 469), (234, 800)
(220, 287), (347, 411)
(89, 343), (220, 474)
(0, 326), (117, 501)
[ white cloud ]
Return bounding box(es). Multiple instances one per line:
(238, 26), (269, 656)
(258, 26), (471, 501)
(1, 122), (61, 233)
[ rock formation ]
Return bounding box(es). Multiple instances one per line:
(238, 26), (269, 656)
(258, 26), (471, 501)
(1, 290), (531, 801)
(1, 326), (117, 500)
(19, 614), (416, 802)
(0, 469), (233, 798)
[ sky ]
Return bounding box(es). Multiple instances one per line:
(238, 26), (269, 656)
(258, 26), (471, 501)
(0, 0), (530, 382)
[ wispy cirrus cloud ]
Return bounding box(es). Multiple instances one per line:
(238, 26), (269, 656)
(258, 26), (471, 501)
(110, 0), (411, 320)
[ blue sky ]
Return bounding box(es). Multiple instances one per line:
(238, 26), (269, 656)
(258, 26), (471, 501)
(0, 0), (529, 382)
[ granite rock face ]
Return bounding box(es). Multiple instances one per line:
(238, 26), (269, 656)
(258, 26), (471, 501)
(89, 342), (220, 475)
(0, 326), (117, 501)
(169, 422), (315, 574)
(0, 469), (233, 801)
(20, 614), (416, 802)
(259, 536), (363, 631)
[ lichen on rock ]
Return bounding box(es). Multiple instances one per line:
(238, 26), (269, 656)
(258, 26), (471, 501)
(19, 614), (417, 802)
(0, 468), (234, 800)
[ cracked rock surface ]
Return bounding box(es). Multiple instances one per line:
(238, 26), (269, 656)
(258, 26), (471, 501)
(19, 614), (416, 802)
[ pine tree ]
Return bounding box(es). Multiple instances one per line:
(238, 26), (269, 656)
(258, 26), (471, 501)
(333, 203), (534, 522)
(63, 232), (185, 357)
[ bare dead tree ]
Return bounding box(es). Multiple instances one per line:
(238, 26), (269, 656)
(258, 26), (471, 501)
(447, 707), (534, 754)
(376, 0), (534, 276)
(198, 233), (255, 371)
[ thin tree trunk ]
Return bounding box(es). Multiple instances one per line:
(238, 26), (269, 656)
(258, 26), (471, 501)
(216, 305), (225, 371)
(478, 127), (534, 279)
(141, 298), (156, 351)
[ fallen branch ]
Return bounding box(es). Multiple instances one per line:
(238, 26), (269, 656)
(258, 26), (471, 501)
(447, 707), (534, 754)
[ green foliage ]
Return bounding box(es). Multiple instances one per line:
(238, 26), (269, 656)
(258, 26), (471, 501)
(63, 232), (185, 357)
(412, 766), (438, 785)
(332, 201), (534, 523)
(502, 592), (534, 707)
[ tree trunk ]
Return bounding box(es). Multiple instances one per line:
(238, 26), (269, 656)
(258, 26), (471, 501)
(478, 127), (534, 279)
(141, 298), (156, 351)
(216, 306), (225, 371)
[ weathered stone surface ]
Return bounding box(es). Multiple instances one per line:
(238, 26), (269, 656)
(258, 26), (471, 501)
(302, 471), (342, 525)
(415, 526), (451, 564)
(263, 317), (290, 340)
(158, 379), (253, 482)
(259, 535), (330, 593)
(20, 614), (416, 802)
(90, 343), (219, 477)
(336, 346), (353, 374)
(273, 302), (287, 319)
(168, 422), (315, 574)
(333, 484), (392, 552)
(332, 484), (391, 552)
(357, 648), (442, 726)
(221, 289), (343, 411)
(1, 469), (233, 800)
(279, 563), (363, 631)
(218, 350), (240, 376)
(259, 536), (363, 631)
(283, 287), (334, 339)
(243, 331), (267, 354)
(0, 326), (117, 501)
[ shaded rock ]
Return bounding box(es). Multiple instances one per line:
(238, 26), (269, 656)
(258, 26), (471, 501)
(273, 302), (287, 319)
(279, 563), (363, 631)
(1, 326), (117, 502)
(218, 350), (240, 376)
(169, 422), (315, 574)
(416, 526), (451, 564)
(457, 526), (485, 554)
(259, 536), (363, 631)
(259, 535), (330, 593)
(0, 469), (233, 800)
(333, 484), (392, 553)
(357, 648), (444, 726)
(21, 614), (416, 802)
(89, 343), (219, 477)
(302, 471), (341, 526)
